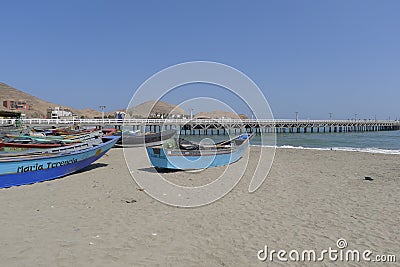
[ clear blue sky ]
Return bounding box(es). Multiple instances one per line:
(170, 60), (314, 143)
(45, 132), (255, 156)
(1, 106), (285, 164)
(1, 0), (399, 119)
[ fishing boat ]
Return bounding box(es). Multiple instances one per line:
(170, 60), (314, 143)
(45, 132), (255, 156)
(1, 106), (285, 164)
(0, 139), (64, 148)
(50, 127), (96, 136)
(0, 125), (27, 137)
(115, 129), (177, 148)
(146, 133), (254, 170)
(102, 128), (117, 136)
(0, 135), (120, 188)
(0, 135), (104, 157)
(2, 130), (105, 147)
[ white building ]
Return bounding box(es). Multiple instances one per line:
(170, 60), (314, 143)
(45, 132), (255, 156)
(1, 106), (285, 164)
(47, 107), (77, 119)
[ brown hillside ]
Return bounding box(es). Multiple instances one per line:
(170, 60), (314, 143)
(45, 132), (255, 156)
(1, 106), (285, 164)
(0, 82), (100, 118)
(127, 100), (185, 118)
(194, 110), (248, 119)
(80, 108), (102, 118)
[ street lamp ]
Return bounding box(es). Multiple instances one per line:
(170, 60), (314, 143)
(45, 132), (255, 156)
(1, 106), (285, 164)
(329, 112), (333, 121)
(190, 108), (194, 120)
(295, 111), (298, 121)
(354, 113), (357, 121)
(99, 105), (106, 121)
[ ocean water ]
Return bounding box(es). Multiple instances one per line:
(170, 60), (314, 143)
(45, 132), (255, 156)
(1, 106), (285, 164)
(179, 130), (400, 155)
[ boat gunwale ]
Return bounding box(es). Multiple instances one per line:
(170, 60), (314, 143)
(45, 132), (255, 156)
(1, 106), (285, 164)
(0, 136), (120, 163)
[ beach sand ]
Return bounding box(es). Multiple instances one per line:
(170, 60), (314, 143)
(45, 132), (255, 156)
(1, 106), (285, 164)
(0, 147), (399, 266)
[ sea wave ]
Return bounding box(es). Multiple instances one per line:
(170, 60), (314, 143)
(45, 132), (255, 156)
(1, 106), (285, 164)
(250, 145), (400, 155)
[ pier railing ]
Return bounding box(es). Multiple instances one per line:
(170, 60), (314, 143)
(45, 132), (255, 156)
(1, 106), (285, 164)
(1, 118), (399, 133)
(0, 118), (398, 125)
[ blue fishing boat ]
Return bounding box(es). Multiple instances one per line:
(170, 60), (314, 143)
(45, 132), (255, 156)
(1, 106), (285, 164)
(0, 136), (120, 188)
(146, 133), (253, 170)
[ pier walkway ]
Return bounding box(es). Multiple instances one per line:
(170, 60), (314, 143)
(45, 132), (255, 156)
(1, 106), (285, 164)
(1, 118), (399, 134)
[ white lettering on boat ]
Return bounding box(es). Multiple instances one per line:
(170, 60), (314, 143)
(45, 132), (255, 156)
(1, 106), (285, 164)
(16, 158), (78, 173)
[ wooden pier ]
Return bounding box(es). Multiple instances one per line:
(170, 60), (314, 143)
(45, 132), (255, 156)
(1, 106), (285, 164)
(2, 118), (399, 135)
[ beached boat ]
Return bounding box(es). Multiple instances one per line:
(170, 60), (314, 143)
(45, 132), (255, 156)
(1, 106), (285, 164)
(0, 135), (104, 157)
(50, 128), (96, 136)
(0, 139), (63, 149)
(0, 125), (27, 137)
(115, 129), (176, 148)
(146, 133), (253, 170)
(102, 128), (117, 136)
(0, 135), (120, 188)
(2, 130), (105, 147)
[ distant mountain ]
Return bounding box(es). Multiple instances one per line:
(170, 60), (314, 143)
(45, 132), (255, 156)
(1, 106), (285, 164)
(127, 100), (185, 118)
(0, 82), (101, 118)
(79, 108), (102, 118)
(194, 110), (248, 119)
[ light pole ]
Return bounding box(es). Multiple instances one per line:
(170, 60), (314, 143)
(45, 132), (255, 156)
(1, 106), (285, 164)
(329, 112), (333, 121)
(99, 105), (106, 122)
(354, 113), (357, 121)
(190, 108), (194, 120)
(295, 111), (298, 121)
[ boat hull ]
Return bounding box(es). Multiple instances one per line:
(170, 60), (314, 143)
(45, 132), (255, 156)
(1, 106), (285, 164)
(146, 135), (250, 170)
(0, 136), (120, 188)
(116, 129), (176, 147)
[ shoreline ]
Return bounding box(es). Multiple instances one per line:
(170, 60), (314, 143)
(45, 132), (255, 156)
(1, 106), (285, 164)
(251, 145), (400, 155)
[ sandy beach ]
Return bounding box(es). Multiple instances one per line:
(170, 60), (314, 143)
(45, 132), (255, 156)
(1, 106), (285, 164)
(0, 147), (399, 266)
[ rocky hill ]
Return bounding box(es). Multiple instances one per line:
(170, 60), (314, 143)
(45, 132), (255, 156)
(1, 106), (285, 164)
(0, 82), (101, 118)
(194, 110), (248, 119)
(127, 100), (185, 118)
